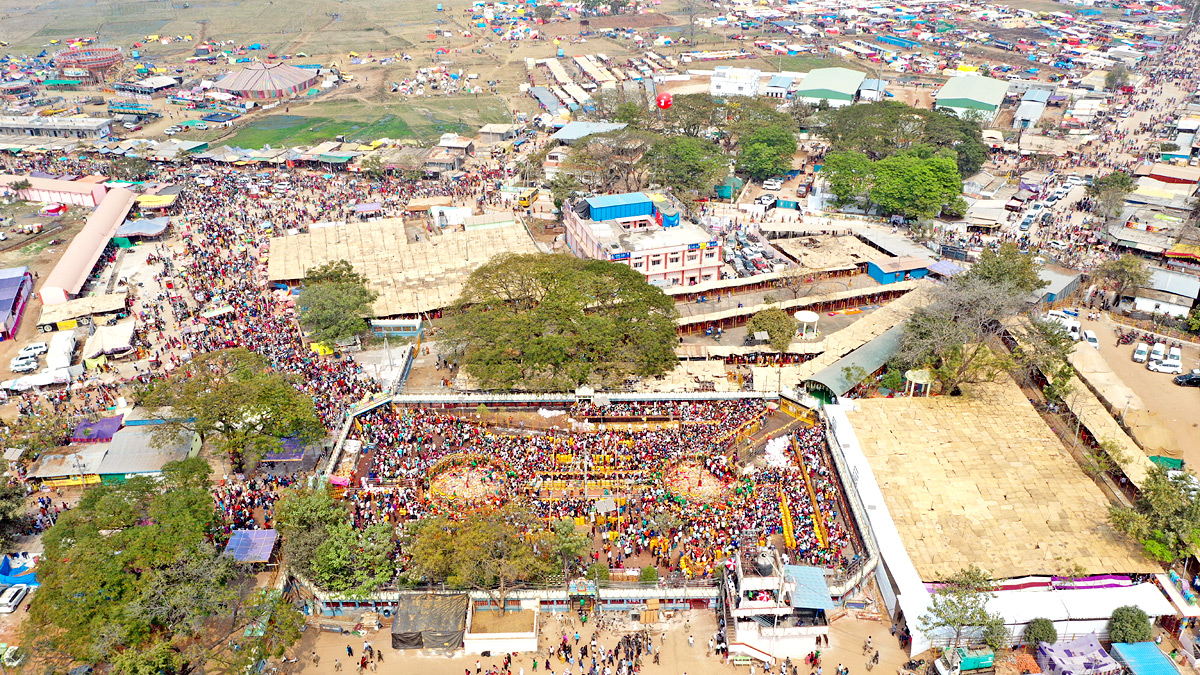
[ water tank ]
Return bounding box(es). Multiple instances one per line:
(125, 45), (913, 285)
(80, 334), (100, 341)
(755, 552), (774, 576)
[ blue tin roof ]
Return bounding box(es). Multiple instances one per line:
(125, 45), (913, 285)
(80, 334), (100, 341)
(585, 192), (651, 209)
(783, 564), (834, 610)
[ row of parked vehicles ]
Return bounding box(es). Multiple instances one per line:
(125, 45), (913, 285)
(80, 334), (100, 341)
(8, 341), (47, 374)
(724, 232), (785, 278)
(1131, 340), (1196, 381)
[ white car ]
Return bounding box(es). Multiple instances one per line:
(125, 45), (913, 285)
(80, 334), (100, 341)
(9, 357), (36, 374)
(762, 178), (783, 191)
(1082, 330), (1099, 349)
(17, 342), (47, 358)
(1149, 357), (1183, 374)
(1132, 342), (1150, 363)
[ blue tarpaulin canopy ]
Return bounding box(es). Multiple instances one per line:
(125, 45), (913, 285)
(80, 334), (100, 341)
(225, 529), (278, 563)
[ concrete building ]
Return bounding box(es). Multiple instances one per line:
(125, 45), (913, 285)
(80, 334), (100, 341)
(934, 75), (1010, 123)
(794, 68), (865, 108)
(709, 67), (762, 98)
(764, 74), (796, 99)
(0, 115), (113, 140)
(478, 123), (523, 146)
(563, 192), (723, 287)
(0, 174), (107, 207)
(1013, 89), (1050, 130)
(724, 548), (831, 661)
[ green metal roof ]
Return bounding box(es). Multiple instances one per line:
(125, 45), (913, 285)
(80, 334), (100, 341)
(795, 67), (866, 98)
(803, 324), (905, 399)
(936, 76), (1009, 110)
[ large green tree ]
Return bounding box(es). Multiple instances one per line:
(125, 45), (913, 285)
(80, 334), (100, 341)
(1110, 465), (1200, 562)
(747, 307), (799, 353)
(274, 486), (395, 595)
(816, 101), (988, 176)
(645, 135), (726, 200)
(820, 150), (874, 206)
(1097, 254), (1151, 306)
(918, 565), (1007, 650)
(300, 279), (378, 346)
(1108, 605), (1152, 643)
(968, 242), (1049, 294)
(868, 149), (964, 219)
(444, 253), (679, 390)
(140, 348), (325, 471)
(24, 458), (279, 670)
(404, 505), (554, 613)
(735, 125), (797, 182)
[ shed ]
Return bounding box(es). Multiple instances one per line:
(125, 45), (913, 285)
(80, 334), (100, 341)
(584, 192), (654, 221)
(935, 75), (1010, 121)
(1110, 643), (1179, 675)
(866, 256), (929, 285)
(391, 594), (470, 650)
(794, 67), (865, 107)
(803, 324), (905, 403)
(39, 188), (137, 305)
(95, 426), (196, 481)
(1029, 268), (1082, 304)
(550, 121), (627, 145)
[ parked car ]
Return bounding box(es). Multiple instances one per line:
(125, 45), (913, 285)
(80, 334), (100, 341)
(0, 584), (28, 613)
(1148, 342), (1167, 364)
(756, 193), (776, 205)
(1149, 356), (1183, 374)
(1082, 330), (1099, 349)
(1132, 342), (1150, 363)
(796, 184), (809, 198)
(18, 342), (47, 358)
(9, 357), (36, 374)
(1173, 371), (1200, 387)
(762, 178), (783, 191)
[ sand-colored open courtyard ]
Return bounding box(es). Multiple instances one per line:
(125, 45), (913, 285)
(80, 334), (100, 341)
(845, 378), (1158, 581)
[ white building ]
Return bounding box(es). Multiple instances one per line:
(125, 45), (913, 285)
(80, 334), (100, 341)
(710, 67), (762, 98)
(723, 548), (831, 662)
(1130, 269), (1200, 318)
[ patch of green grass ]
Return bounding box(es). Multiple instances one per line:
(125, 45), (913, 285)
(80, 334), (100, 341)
(20, 240), (53, 255)
(772, 54), (866, 73)
(216, 96), (510, 147)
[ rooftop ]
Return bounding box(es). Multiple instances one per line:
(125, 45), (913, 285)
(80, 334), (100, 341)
(846, 377), (1158, 580)
(0, 115), (113, 130)
(590, 219), (712, 253)
(936, 75), (1010, 109)
(795, 67), (866, 96)
(267, 219), (539, 317)
(550, 121), (627, 142)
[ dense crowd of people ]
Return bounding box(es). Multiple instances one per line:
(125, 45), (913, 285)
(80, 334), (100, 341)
(341, 400), (858, 579)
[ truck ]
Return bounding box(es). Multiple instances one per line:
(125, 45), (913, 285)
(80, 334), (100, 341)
(933, 648), (995, 675)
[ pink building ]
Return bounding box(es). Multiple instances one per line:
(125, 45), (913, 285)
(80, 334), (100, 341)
(0, 174), (107, 207)
(563, 193), (722, 287)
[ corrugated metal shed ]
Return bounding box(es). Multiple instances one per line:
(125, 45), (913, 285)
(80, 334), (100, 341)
(585, 192), (653, 221)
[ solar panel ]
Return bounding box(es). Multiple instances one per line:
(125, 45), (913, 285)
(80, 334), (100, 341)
(225, 529), (278, 563)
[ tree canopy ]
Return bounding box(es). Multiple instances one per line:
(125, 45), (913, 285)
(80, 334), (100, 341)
(300, 279), (378, 346)
(967, 243), (1049, 294)
(747, 307), (799, 352)
(403, 505), (555, 612)
(918, 565), (1007, 650)
(897, 277), (1024, 395)
(444, 253), (679, 390)
(1097, 254), (1151, 305)
(1108, 605), (1152, 643)
(1110, 465), (1200, 562)
(139, 348), (324, 471)
(274, 487), (396, 595)
(816, 101), (988, 176)
(645, 135), (727, 203)
(819, 148), (965, 219)
(25, 458), (295, 671)
(735, 125), (798, 181)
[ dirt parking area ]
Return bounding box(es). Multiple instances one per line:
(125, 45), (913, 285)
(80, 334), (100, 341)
(1082, 314), (1200, 467)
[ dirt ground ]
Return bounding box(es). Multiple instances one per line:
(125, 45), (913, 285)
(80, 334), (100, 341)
(280, 610), (914, 675)
(473, 610), (536, 634)
(1082, 313), (1200, 468)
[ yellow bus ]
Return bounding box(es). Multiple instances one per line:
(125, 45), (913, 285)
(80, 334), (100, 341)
(518, 187), (539, 208)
